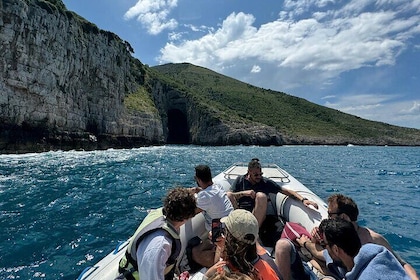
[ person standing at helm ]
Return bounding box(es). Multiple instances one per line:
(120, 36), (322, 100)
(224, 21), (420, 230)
(118, 187), (197, 280)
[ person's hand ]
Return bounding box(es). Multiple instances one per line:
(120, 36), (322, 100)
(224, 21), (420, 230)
(213, 232), (226, 248)
(243, 190), (256, 199)
(303, 199), (319, 209)
(311, 226), (323, 244)
(296, 234), (311, 247)
(213, 233), (226, 263)
(205, 259), (228, 277)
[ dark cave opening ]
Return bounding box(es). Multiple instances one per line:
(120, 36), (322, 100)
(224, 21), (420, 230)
(167, 109), (190, 144)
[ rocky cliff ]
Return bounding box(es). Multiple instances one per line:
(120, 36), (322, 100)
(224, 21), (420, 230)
(0, 0), (283, 153)
(0, 0), (165, 153)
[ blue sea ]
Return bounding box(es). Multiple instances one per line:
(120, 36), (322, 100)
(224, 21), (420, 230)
(0, 145), (419, 279)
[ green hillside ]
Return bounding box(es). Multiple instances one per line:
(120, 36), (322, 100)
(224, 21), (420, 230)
(152, 63), (420, 144)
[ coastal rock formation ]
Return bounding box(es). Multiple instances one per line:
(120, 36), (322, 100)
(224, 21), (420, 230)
(0, 0), (282, 153)
(149, 80), (283, 146)
(0, 0), (164, 152)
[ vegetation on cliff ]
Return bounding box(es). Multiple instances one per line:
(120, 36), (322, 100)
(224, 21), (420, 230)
(152, 63), (420, 145)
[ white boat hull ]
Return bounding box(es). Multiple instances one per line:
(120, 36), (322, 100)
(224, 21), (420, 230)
(78, 163), (328, 280)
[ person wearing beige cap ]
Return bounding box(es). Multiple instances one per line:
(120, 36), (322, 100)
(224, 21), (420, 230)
(219, 209), (281, 280)
(190, 209), (281, 280)
(188, 209), (283, 279)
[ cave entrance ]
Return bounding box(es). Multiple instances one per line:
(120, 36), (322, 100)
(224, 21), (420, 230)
(167, 109), (190, 144)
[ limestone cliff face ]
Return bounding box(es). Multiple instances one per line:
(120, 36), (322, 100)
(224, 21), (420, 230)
(0, 0), (164, 152)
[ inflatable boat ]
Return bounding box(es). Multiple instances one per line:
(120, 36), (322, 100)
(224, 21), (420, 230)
(77, 162), (328, 280)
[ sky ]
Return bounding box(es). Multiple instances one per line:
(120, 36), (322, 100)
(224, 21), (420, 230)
(62, 0), (420, 129)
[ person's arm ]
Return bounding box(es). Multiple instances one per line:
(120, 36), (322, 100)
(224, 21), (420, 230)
(281, 187), (319, 209)
(227, 176), (255, 208)
(403, 264), (420, 280)
(229, 176), (253, 198)
(296, 235), (325, 260)
(204, 260), (228, 279)
(194, 189), (205, 214)
(370, 230), (419, 280)
(213, 233), (226, 265)
(229, 189), (255, 200)
(226, 190), (256, 210)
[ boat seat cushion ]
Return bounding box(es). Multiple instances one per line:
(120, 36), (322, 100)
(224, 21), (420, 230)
(281, 222), (311, 245)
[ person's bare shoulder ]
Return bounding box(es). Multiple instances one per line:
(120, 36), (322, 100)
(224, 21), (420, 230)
(365, 226), (408, 266)
(357, 226), (373, 244)
(364, 227), (393, 249)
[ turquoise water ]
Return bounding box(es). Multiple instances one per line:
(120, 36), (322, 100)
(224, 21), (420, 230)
(0, 145), (419, 279)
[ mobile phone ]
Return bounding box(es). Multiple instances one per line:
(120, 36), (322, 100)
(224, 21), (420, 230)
(211, 218), (224, 242)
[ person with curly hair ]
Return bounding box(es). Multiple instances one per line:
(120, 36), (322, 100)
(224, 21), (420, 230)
(118, 187), (197, 280)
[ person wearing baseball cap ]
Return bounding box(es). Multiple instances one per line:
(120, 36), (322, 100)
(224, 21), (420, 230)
(221, 209), (259, 244)
(220, 209), (281, 280)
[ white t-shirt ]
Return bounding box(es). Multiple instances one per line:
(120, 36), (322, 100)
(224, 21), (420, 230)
(196, 183), (233, 231)
(136, 229), (172, 280)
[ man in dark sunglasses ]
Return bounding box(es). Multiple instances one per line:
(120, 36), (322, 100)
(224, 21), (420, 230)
(294, 194), (418, 279)
(227, 158), (318, 247)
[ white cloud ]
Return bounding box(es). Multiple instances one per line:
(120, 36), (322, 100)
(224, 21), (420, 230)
(124, 0), (178, 35)
(168, 31), (184, 41)
(182, 24), (213, 33)
(283, 0), (337, 14)
(157, 2), (420, 91)
(402, 101), (420, 115)
(324, 94), (390, 112)
(321, 95), (336, 99)
(158, 12), (258, 67)
(251, 65), (261, 73)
